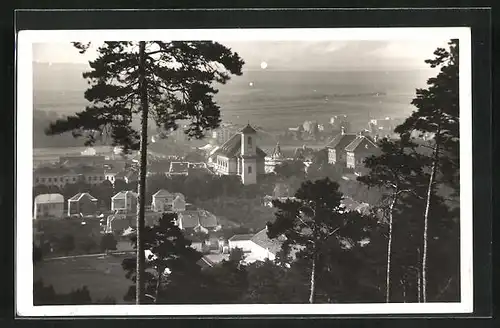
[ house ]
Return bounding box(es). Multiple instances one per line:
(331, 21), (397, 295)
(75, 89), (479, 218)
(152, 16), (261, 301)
(176, 209), (219, 233)
(34, 193), (64, 220)
(151, 189), (176, 212)
(67, 192), (98, 217)
(171, 194), (186, 212)
(345, 134), (379, 174)
(210, 124), (267, 185)
(227, 228), (289, 264)
(326, 128), (357, 166)
(111, 190), (138, 213)
(227, 234), (256, 253)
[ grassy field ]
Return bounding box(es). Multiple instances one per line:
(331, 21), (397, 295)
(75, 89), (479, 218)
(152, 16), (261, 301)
(34, 254), (133, 304)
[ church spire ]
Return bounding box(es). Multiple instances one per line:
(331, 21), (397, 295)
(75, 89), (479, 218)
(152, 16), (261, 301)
(272, 141), (284, 159)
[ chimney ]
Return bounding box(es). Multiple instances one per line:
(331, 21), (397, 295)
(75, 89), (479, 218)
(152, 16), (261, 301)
(357, 131), (363, 137)
(341, 126), (345, 135)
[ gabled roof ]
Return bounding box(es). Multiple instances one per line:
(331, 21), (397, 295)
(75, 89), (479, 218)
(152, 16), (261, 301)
(213, 133), (267, 158)
(152, 189), (173, 198)
(250, 228), (286, 255)
(112, 190), (138, 199)
(240, 124), (257, 134)
(344, 135), (378, 152)
(34, 193), (64, 204)
(326, 133), (357, 150)
(178, 210), (218, 229)
(228, 234), (255, 242)
(68, 192), (98, 202)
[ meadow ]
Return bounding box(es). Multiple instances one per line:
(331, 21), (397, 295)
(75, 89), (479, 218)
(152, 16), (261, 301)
(34, 254), (133, 303)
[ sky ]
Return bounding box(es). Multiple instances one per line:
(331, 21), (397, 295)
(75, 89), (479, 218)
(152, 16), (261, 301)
(32, 39), (449, 71)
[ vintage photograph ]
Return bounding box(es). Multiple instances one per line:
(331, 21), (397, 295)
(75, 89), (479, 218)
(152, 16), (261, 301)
(17, 27), (472, 316)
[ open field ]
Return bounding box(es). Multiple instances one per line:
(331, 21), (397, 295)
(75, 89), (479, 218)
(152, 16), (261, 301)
(34, 254), (133, 303)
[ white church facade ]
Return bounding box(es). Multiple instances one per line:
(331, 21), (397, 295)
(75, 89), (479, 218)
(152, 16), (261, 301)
(210, 124), (266, 185)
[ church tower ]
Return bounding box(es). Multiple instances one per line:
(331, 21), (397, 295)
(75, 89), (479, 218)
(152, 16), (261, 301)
(240, 123), (258, 185)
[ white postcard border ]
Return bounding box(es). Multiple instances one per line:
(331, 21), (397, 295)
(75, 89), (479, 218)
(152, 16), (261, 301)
(16, 27), (473, 316)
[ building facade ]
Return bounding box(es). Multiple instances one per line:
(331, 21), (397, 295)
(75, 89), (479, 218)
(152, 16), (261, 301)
(67, 192), (98, 217)
(326, 129), (357, 166)
(345, 135), (379, 173)
(211, 124), (266, 185)
(34, 193), (65, 220)
(111, 190), (138, 213)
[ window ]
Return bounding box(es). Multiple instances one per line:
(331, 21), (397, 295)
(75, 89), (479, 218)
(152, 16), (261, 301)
(248, 166), (252, 174)
(48, 178), (52, 182)
(248, 136), (252, 147)
(41, 178), (45, 183)
(100, 176), (104, 181)
(35, 178), (39, 183)
(73, 177), (76, 182)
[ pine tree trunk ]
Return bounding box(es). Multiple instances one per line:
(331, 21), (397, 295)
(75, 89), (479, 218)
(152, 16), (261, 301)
(422, 136), (440, 303)
(417, 266), (422, 303)
(309, 254), (317, 304)
(136, 41), (149, 305)
(385, 192), (397, 303)
(154, 267), (163, 304)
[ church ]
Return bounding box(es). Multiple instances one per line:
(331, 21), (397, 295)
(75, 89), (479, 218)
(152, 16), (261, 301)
(210, 124), (267, 185)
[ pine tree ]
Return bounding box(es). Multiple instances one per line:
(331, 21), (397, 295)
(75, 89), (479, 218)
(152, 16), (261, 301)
(357, 136), (428, 302)
(45, 41), (243, 303)
(121, 212), (203, 303)
(394, 39), (459, 302)
(267, 178), (374, 303)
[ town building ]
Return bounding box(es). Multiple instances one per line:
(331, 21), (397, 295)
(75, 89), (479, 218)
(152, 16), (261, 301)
(227, 228), (288, 264)
(111, 190), (138, 213)
(326, 128), (357, 166)
(345, 134), (379, 174)
(211, 124), (267, 185)
(79, 166), (106, 186)
(67, 192), (98, 217)
(151, 189), (186, 212)
(264, 141), (285, 173)
(33, 166), (81, 187)
(176, 209), (219, 233)
(34, 193), (64, 220)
